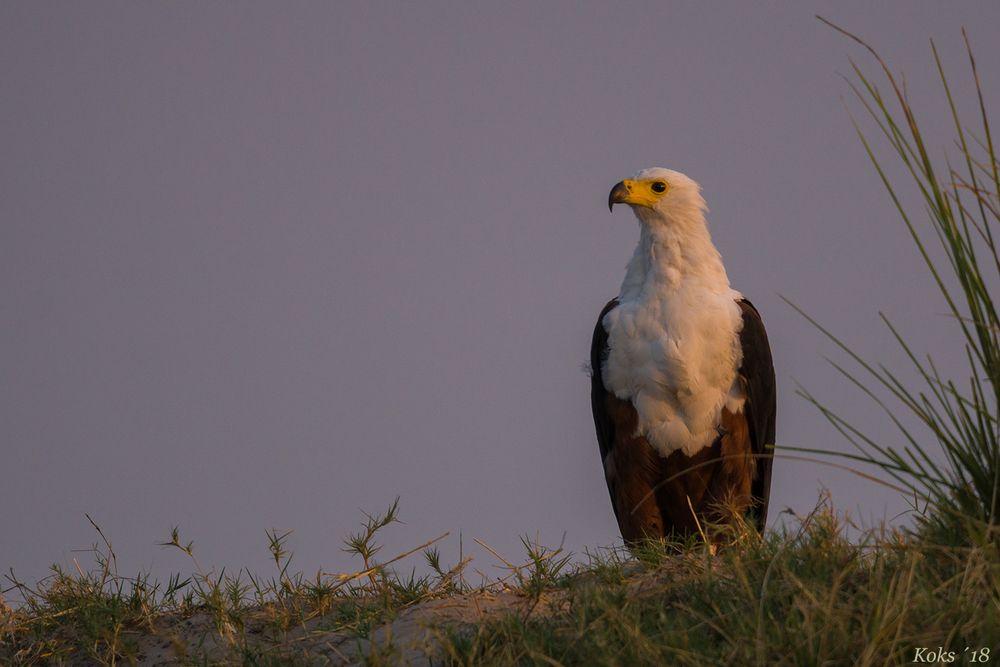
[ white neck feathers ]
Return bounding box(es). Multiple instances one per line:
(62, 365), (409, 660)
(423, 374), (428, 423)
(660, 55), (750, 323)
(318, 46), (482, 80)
(618, 210), (732, 300)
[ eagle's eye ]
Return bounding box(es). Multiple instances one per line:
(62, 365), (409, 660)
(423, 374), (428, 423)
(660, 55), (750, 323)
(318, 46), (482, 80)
(651, 181), (667, 193)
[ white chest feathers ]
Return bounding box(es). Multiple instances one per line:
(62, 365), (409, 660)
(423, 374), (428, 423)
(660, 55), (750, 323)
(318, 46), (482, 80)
(602, 286), (745, 457)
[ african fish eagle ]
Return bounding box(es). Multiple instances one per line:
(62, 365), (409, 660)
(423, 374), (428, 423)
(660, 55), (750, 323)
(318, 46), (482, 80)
(591, 168), (776, 544)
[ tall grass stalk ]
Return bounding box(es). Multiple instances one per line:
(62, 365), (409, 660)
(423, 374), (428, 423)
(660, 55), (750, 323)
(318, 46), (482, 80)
(788, 20), (1000, 547)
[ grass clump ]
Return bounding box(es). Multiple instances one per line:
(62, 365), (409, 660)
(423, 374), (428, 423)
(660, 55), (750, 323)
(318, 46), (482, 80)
(787, 20), (1000, 550)
(1, 499), (465, 665)
(0, 515), (165, 664)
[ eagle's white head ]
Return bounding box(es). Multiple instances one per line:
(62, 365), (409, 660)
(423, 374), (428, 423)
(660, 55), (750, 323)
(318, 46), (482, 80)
(608, 167), (708, 234)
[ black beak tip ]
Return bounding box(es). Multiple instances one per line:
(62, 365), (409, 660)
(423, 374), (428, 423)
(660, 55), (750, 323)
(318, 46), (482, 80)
(608, 181), (627, 213)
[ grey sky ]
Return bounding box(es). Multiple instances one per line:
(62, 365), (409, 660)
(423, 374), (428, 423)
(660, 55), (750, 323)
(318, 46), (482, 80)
(3, 2), (999, 588)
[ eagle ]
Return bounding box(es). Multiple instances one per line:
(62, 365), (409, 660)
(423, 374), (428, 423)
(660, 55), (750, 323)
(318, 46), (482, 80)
(591, 168), (775, 545)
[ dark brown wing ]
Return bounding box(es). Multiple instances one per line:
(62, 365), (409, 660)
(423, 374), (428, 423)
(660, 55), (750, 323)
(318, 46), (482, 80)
(590, 298), (621, 522)
(736, 299), (776, 530)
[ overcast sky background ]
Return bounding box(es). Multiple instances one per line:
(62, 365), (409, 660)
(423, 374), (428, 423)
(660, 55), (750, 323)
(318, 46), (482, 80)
(4, 2), (1000, 591)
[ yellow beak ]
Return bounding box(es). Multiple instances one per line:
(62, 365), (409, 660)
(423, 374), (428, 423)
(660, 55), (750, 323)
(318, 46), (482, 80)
(608, 179), (660, 211)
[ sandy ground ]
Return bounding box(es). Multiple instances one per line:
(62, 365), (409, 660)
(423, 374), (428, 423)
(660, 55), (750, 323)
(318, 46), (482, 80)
(116, 587), (556, 666)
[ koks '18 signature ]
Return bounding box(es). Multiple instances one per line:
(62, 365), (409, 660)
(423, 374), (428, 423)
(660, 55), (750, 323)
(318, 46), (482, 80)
(912, 646), (991, 663)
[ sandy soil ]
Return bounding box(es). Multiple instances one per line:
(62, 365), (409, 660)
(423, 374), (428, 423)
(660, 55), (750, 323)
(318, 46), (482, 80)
(118, 587), (555, 666)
